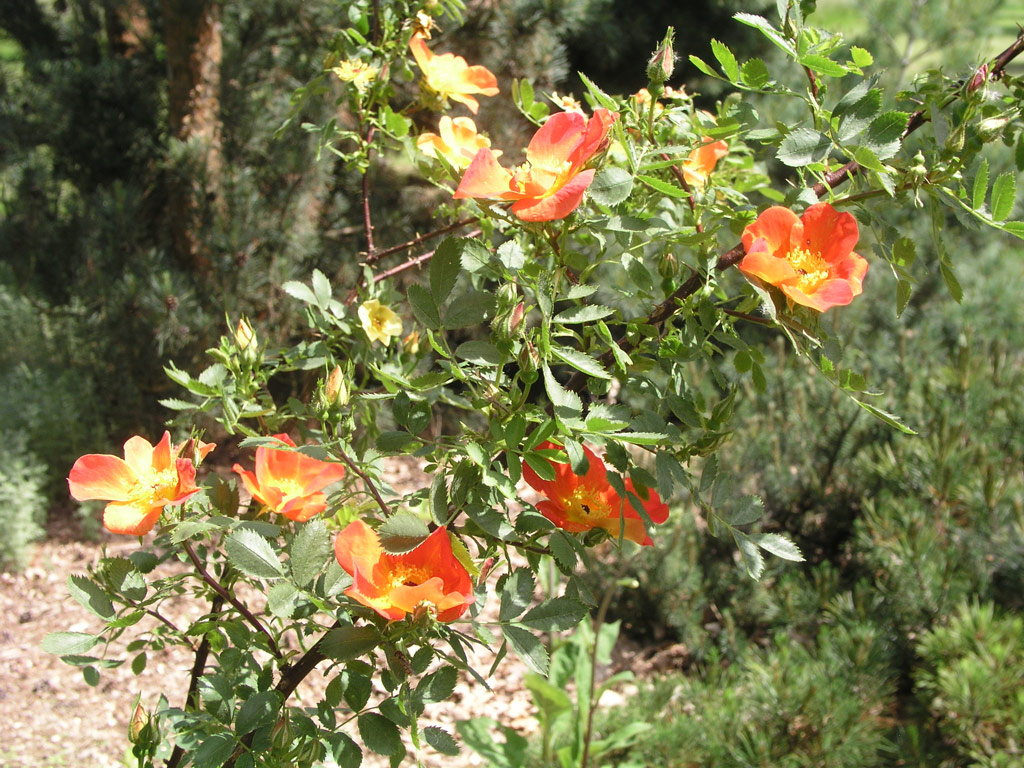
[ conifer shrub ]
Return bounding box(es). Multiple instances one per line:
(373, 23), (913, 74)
(0, 431), (48, 569)
(914, 602), (1024, 767)
(597, 615), (897, 767)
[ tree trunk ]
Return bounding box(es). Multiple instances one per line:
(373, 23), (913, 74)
(161, 0), (222, 275)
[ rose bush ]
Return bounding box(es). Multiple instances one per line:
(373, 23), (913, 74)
(49, 4), (1024, 767)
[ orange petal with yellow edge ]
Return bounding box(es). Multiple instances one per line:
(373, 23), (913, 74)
(68, 454), (137, 502)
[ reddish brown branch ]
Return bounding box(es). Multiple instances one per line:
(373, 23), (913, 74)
(165, 594), (224, 768)
(367, 217), (479, 266)
(181, 541), (283, 659)
(362, 126), (377, 259)
(336, 444), (392, 517)
(344, 222), (483, 305)
(812, 28), (1024, 199)
(369, 229), (483, 285)
(222, 621), (340, 768)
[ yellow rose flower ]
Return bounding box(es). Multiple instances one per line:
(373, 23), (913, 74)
(331, 59), (377, 91)
(358, 299), (404, 346)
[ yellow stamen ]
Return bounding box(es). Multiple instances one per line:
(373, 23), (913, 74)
(787, 247), (831, 292)
(564, 486), (611, 523)
(388, 563), (430, 589)
(128, 467), (179, 508)
(272, 477), (307, 501)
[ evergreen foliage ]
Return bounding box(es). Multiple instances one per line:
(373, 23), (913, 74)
(0, 432), (48, 569)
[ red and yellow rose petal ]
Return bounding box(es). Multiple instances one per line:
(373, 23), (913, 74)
(231, 434), (345, 522)
(103, 503), (164, 537)
(67, 430), (209, 536)
(509, 169), (595, 222)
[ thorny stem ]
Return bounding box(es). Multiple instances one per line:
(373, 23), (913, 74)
(812, 28), (1024, 199)
(181, 541), (283, 659)
(367, 217), (480, 265)
(804, 66), (820, 102)
(336, 443), (392, 517)
(364, 229), (483, 288)
(362, 126), (377, 259)
(127, 600), (191, 643)
(165, 594), (224, 768)
(344, 219), (482, 305)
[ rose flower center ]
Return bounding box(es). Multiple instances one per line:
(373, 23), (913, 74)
(787, 247), (830, 291)
(387, 562), (431, 589)
(128, 467), (179, 508)
(564, 486), (612, 523)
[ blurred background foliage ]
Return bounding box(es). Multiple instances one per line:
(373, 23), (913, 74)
(2, 0), (1023, 765)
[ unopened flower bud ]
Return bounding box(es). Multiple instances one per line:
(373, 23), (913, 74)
(271, 713), (293, 752)
(412, 602), (434, 623)
(658, 251), (678, 280)
(968, 63), (989, 92)
(324, 365), (349, 407)
(403, 330), (421, 355)
(235, 318), (255, 350)
(477, 556), (496, 585)
(509, 301), (525, 334)
(646, 27), (675, 86)
(977, 114), (1011, 143)
(294, 737), (323, 765)
(129, 701), (150, 744)
(518, 340), (539, 374)
(493, 284), (525, 341)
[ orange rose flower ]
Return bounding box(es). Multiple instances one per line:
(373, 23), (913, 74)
(334, 520), (475, 622)
(739, 202), (869, 312)
(522, 441), (669, 546)
(68, 432), (213, 535)
(454, 108), (618, 222)
(417, 116), (499, 169)
(232, 434), (346, 522)
(409, 33), (498, 115)
(682, 137), (728, 188)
